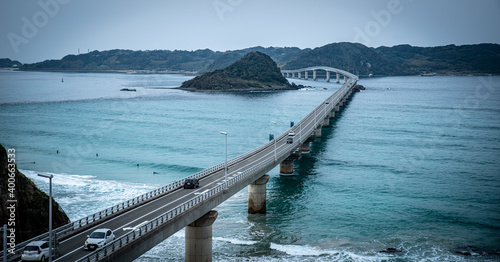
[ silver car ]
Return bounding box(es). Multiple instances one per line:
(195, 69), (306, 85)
(21, 241), (49, 262)
(84, 228), (115, 250)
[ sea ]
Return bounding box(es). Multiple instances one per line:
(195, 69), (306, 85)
(1, 69), (499, 261)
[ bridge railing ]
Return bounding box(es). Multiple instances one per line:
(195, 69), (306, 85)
(75, 145), (284, 262)
(10, 163), (231, 258)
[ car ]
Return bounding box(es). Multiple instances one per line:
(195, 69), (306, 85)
(84, 228), (115, 250)
(183, 178), (200, 189)
(286, 132), (295, 144)
(21, 241), (49, 262)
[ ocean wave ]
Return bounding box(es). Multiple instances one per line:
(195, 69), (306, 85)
(21, 169), (158, 221)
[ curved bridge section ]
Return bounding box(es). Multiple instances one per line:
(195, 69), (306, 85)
(5, 67), (360, 262)
(281, 66), (358, 83)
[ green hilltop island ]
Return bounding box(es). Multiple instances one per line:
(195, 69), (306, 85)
(180, 51), (297, 92)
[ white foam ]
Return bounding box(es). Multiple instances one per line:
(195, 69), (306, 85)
(213, 237), (257, 246)
(271, 243), (338, 256)
(269, 243), (390, 261)
(21, 169), (159, 221)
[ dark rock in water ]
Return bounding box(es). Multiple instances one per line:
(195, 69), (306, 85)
(120, 88), (136, 91)
(379, 247), (403, 254)
(455, 246), (500, 257)
(354, 84), (366, 92)
(0, 144), (70, 244)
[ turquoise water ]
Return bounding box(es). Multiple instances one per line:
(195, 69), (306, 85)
(1, 70), (499, 261)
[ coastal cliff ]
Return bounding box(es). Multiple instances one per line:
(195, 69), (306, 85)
(180, 51), (295, 91)
(0, 144), (70, 245)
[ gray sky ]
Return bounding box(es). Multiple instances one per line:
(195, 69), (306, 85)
(1, 0), (500, 63)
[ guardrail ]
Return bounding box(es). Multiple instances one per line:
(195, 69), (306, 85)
(3, 77), (357, 262)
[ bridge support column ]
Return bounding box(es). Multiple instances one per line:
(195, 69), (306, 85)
(248, 175), (270, 214)
(300, 141), (310, 154)
(329, 110), (335, 119)
(335, 105), (340, 112)
(185, 210), (218, 262)
(280, 157), (294, 175)
(292, 72), (295, 78)
(314, 125), (322, 138)
(305, 71), (308, 80)
(326, 71), (330, 82)
(298, 72), (301, 79)
(313, 70), (317, 81)
(336, 73), (340, 83)
(323, 117), (330, 127)
(344, 75), (347, 83)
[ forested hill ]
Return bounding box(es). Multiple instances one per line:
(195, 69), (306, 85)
(13, 43), (500, 76)
(180, 52), (294, 91)
(0, 58), (22, 68)
(18, 46), (307, 73)
(283, 43), (500, 76)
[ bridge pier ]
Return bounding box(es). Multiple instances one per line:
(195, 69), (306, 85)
(336, 73), (340, 83)
(329, 110), (335, 119)
(335, 105), (340, 112)
(313, 70), (317, 81)
(299, 137), (313, 154)
(185, 210), (218, 262)
(344, 75), (347, 83)
(305, 71), (308, 80)
(292, 72), (295, 78)
(314, 125), (322, 138)
(298, 72), (301, 79)
(326, 71), (330, 82)
(322, 117), (330, 127)
(280, 157), (294, 175)
(248, 175), (270, 214)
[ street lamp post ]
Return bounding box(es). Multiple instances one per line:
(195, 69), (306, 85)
(271, 121), (277, 161)
(219, 131), (228, 189)
(38, 174), (53, 262)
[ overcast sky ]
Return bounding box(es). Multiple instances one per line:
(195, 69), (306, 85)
(1, 0), (500, 63)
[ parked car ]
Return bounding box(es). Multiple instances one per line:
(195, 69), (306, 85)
(184, 178), (200, 189)
(21, 241), (49, 262)
(286, 132), (295, 144)
(84, 228), (115, 250)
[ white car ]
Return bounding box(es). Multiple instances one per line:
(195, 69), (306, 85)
(84, 228), (115, 250)
(21, 241), (49, 261)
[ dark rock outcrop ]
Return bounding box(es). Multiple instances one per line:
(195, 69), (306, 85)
(0, 144), (70, 246)
(180, 52), (295, 91)
(379, 247), (403, 254)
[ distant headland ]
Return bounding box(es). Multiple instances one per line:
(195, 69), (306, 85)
(4, 43), (500, 76)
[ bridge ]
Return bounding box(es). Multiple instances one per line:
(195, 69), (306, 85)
(281, 66), (357, 83)
(5, 67), (360, 262)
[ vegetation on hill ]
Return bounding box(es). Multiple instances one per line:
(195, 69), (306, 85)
(18, 46), (307, 73)
(375, 44), (500, 74)
(283, 42), (416, 75)
(12, 43), (500, 75)
(180, 52), (294, 91)
(0, 58), (22, 68)
(283, 43), (500, 76)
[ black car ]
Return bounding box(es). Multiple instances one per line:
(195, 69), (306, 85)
(183, 178), (200, 189)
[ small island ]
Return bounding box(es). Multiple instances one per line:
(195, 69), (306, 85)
(179, 52), (296, 92)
